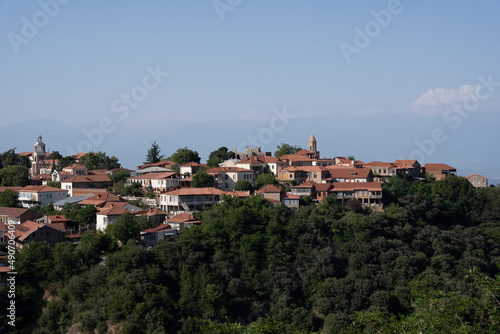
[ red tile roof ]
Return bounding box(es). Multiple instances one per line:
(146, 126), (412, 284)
(255, 184), (282, 194)
(0, 186), (24, 193)
(237, 156), (284, 164)
(364, 161), (397, 168)
(78, 192), (123, 206)
(47, 215), (70, 223)
(466, 174), (488, 180)
(128, 172), (178, 180)
(162, 187), (230, 196)
(180, 162), (204, 167)
(97, 206), (131, 216)
(0, 207), (32, 218)
(62, 174), (112, 183)
(280, 154), (314, 162)
(166, 213), (200, 223)
(21, 185), (68, 193)
(424, 163), (456, 171)
(394, 160), (419, 167)
(326, 168), (372, 179)
(64, 164), (87, 170)
(330, 182), (382, 192)
(141, 223), (174, 234)
(205, 167), (254, 174)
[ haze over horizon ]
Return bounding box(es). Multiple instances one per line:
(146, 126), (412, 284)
(1, 1), (499, 183)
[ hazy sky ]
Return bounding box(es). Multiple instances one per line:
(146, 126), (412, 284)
(1, 1), (499, 181)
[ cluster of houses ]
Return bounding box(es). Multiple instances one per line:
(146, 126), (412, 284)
(0, 134), (490, 253)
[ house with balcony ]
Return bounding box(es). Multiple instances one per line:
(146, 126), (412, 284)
(236, 155), (286, 176)
(323, 167), (374, 183)
(329, 182), (383, 210)
(126, 172), (180, 192)
(96, 205), (132, 232)
(18, 186), (69, 208)
(278, 166), (327, 184)
(0, 207), (41, 226)
(0, 220), (65, 250)
(205, 167), (255, 191)
(364, 161), (402, 177)
(159, 187), (231, 216)
(140, 224), (177, 246)
(165, 213), (202, 229)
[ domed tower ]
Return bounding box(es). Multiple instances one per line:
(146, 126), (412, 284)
(31, 134), (48, 176)
(308, 133), (319, 159)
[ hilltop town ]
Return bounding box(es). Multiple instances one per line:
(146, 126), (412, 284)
(0, 133), (489, 252)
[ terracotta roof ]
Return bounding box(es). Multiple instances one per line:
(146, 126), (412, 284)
(145, 208), (166, 216)
(0, 207), (32, 218)
(295, 149), (316, 156)
(72, 153), (91, 160)
(327, 168), (372, 179)
(48, 222), (67, 232)
(0, 186), (24, 193)
(232, 191), (251, 198)
(17, 152), (33, 157)
(97, 206), (131, 216)
(166, 213), (200, 223)
(141, 223), (174, 234)
(281, 193), (300, 200)
(161, 187), (230, 196)
(205, 167), (254, 174)
(255, 184), (282, 194)
(31, 174), (52, 181)
(17, 221), (60, 241)
(128, 172), (178, 180)
(180, 162), (204, 167)
(394, 160), (419, 167)
(237, 156), (284, 164)
(466, 174), (488, 180)
(137, 160), (178, 169)
(330, 182), (382, 192)
(64, 164), (87, 170)
(424, 163), (456, 171)
(62, 174), (112, 183)
(292, 181), (315, 188)
(78, 192), (123, 206)
(89, 169), (109, 174)
(47, 215), (70, 222)
(315, 183), (333, 192)
(281, 166), (324, 172)
(364, 161), (397, 168)
(21, 185), (68, 193)
(280, 154), (314, 162)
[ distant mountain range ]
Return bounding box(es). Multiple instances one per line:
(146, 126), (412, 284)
(1, 112), (498, 185)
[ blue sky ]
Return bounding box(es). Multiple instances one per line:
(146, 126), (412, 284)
(1, 1), (500, 182)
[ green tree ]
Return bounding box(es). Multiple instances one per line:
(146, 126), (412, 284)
(58, 155), (76, 170)
(168, 147), (201, 164)
(106, 212), (139, 243)
(234, 180), (252, 192)
(0, 148), (31, 168)
(0, 165), (30, 186)
(0, 188), (19, 207)
(274, 143), (302, 157)
(48, 151), (63, 160)
(80, 152), (120, 170)
(110, 170), (130, 183)
(144, 141), (165, 164)
(254, 172), (278, 189)
(207, 147), (235, 167)
(192, 171), (214, 188)
(347, 155), (355, 161)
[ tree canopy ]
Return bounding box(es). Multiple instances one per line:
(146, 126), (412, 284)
(207, 147), (235, 168)
(144, 141), (165, 164)
(254, 172), (278, 189)
(0, 188), (19, 207)
(168, 147), (201, 164)
(274, 143), (302, 157)
(79, 152), (120, 170)
(192, 171), (214, 188)
(0, 165), (30, 186)
(0, 148), (31, 169)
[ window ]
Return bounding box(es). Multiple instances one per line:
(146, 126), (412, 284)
(483, 180), (486, 184)
(471, 180), (474, 184)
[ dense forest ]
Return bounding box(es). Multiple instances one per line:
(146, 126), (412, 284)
(1, 175), (500, 333)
